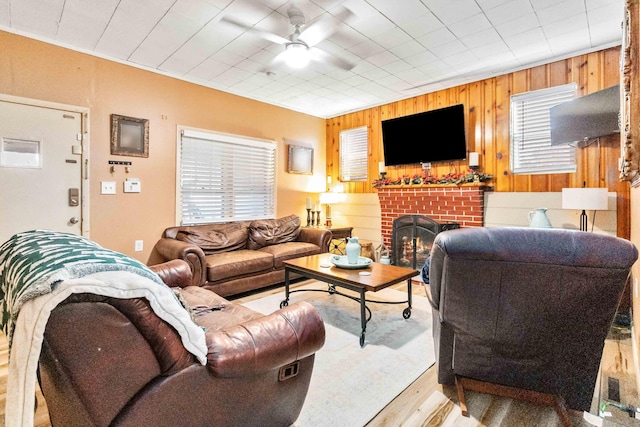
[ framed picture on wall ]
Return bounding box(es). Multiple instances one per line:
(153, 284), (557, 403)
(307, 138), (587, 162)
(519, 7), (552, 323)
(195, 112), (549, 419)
(110, 114), (149, 158)
(287, 144), (313, 175)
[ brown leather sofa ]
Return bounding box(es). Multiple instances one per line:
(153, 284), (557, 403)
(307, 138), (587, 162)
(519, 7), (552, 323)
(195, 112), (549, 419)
(427, 227), (637, 413)
(38, 259), (326, 427)
(148, 215), (332, 297)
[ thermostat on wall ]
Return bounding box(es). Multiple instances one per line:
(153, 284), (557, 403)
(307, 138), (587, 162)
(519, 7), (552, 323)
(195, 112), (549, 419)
(124, 178), (141, 193)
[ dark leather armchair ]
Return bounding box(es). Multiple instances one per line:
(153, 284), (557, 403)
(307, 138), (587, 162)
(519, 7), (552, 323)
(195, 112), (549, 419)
(38, 260), (325, 426)
(427, 227), (637, 420)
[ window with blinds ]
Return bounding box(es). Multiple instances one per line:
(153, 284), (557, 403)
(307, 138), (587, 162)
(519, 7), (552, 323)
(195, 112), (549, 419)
(510, 83), (577, 174)
(340, 126), (368, 182)
(178, 129), (276, 225)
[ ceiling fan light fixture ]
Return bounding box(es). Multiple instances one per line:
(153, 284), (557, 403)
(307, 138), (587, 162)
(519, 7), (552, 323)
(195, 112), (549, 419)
(284, 43), (310, 69)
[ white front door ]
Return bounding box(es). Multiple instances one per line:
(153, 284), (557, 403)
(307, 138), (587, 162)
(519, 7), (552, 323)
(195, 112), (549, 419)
(0, 99), (86, 243)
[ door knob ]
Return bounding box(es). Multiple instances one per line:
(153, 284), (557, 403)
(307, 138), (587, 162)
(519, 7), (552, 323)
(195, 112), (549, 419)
(69, 216), (80, 224)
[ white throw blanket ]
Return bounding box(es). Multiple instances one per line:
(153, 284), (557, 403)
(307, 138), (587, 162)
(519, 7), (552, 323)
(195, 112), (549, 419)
(6, 271), (208, 427)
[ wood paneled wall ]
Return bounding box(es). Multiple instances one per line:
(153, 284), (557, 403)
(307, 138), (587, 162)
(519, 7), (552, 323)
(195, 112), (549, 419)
(326, 47), (629, 238)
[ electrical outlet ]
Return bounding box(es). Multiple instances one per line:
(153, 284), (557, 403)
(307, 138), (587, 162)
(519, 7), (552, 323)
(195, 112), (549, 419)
(134, 240), (143, 252)
(101, 181), (116, 195)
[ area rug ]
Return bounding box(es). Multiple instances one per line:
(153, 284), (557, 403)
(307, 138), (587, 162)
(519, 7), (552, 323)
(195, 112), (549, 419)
(242, 281), (435, 427)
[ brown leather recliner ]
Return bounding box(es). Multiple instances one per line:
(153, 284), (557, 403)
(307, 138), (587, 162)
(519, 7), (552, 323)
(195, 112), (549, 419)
(427, 227), (637, 415)
(38, 260), (325, 426)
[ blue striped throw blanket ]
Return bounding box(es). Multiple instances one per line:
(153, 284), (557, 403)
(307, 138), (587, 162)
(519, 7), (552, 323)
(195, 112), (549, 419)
(0, 229), (164, 346)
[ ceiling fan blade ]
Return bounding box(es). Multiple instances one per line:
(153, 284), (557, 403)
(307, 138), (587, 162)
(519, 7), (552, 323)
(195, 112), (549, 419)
(309, 47), (356, 71)
(298, 7), (354, 47)
(219, 16), (289, 46)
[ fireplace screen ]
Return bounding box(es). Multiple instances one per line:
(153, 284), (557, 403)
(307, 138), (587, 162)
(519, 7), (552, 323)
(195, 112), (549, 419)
(391, 215), (459, 272)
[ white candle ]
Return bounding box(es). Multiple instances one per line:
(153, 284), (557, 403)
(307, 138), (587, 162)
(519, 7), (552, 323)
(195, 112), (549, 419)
(469, 152), (479, 167)
(306, 197), (311, 209)
(378, 161), (386, 173)
(311, 203), (315, 211)
(316, 199), (320, 210)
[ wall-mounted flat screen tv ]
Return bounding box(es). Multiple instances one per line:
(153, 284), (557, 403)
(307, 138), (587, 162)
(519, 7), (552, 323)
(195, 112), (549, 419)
(550, 85), (620, 145)
(381, 104), (467, 166)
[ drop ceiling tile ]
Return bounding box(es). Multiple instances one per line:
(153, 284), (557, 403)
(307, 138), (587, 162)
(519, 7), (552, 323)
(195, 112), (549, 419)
(367, 50), (400, 67)
(347, 40), (385, 59)
(201, 0), (233, 8)
(358, 66), (392, 81)
(221, 0), (276, 27)
(56, 11), (109, 50)
(536, 0), (586, 26)
(416, 27), (457, 49)
(484, 0), (534, 26)
(585, 0), (619, 9)
(587, 3), (623, 25)
(461, 28), (502, 49)
(365, 0), (429, 24)
(381, 59), (413, 75)
(429, 39), (468, 59)
(9, 0), (64, 39)
(327, 24), (370, 50)
(394, 67), (431, 85)
(476, 0), (512, 9)
(370, 26), (413, 50)
(588, 21), (622, 46)
(543, 13), (588, 39)
(170, 0), (221, 26)
(495, 13), (540, 38)
(429, 1), (482, 26)
(210, 47), (246, 66)
(390, 40), (426, 59)
(443, 50), (479, 68)
(399, 11), (444, 39)
(404, 50), (438, 67)
(417, 60), (455, 77)
(448, 13), (493, 39)
(235, 57), (268, 72)
(348, 13), (395, 40)
(0, 0), (7, 24)
(547, 29), (592, 55)
(529, 0), (559, 10)
(470, 40), (511, 57)
(187, 58), (232, 80)
(215, 66), (253, 87)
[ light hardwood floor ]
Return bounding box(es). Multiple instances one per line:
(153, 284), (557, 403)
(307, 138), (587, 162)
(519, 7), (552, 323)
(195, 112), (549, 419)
(0, 280), (636, 427)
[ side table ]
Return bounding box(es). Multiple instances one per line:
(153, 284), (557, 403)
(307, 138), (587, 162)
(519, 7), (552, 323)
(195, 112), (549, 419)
(327, 226), (353, 254)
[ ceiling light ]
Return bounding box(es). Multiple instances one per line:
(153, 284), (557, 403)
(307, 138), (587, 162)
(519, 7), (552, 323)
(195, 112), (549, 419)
(284, 43), (310, 69)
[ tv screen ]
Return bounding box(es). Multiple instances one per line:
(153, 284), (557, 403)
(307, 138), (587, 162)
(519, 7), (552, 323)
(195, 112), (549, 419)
(550, 85), (620, 145)
(381, 104), (467, 167)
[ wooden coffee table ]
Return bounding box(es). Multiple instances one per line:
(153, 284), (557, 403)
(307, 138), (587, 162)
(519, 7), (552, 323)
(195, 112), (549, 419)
(281, 254), (418, 347)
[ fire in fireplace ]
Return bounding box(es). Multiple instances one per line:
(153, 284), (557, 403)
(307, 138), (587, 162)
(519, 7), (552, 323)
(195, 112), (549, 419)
(391, 215), (460, 272)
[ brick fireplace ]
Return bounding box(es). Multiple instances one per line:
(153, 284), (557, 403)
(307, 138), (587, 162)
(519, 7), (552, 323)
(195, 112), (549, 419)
(377, 184), (487, 249)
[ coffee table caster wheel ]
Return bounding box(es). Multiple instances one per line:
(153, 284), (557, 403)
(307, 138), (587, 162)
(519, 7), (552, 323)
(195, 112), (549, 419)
(403, 308), (411, 319)
(280, 300), (288, 309)
(360, 333), (365, 347)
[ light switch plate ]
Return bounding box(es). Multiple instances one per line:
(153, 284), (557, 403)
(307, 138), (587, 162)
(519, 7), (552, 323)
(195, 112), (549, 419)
(124, 178), (141, 193)
(134, 240), (143, 252)
(101, 181), (116, 195)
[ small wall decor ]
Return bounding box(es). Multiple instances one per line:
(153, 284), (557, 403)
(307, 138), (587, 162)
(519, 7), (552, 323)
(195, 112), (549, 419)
(110, 114), (149, 158)
(287, 144), (313, 174)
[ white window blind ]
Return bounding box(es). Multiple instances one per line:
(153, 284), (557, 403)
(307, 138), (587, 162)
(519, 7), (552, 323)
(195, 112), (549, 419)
(340, 126), (368, 182)
(510, 83), (577, 174)
(178, 129), (276, 225)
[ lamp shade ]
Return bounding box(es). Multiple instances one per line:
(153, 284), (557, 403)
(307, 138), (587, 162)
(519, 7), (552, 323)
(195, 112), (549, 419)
(561, 188), (608, 210)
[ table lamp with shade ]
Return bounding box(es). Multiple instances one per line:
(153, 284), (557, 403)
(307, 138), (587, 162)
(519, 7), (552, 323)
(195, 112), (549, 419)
(561, 188), (608, 231)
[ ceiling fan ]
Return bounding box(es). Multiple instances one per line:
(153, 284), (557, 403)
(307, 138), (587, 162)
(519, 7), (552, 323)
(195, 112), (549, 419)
(221, 2), (356, 71)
